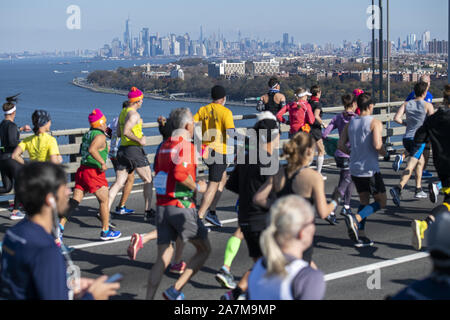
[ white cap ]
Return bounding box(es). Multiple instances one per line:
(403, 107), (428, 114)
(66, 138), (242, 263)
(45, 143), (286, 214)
(296, 91), (312, 98)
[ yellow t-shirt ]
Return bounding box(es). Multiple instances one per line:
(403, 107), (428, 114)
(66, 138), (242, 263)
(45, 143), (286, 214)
(119, 107), (143, 147)
(18, 133), (60, 162)
(193, 103), (235, 155)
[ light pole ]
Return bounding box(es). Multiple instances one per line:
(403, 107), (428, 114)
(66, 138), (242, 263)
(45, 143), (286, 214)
(372, 0), (376, 97)
(448, 0), (450, 84)
(379, 0), (383, 105)
(387, 0), (391, 145)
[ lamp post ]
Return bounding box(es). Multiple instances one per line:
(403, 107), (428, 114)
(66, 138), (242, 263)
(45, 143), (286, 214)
(379, 0), (383, 105)
(372, 0), (376, 97)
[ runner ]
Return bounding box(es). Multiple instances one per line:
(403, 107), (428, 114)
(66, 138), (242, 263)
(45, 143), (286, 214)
(247, 195), (326, 300)
(218, 112), (280, 299)
(0, 162), (120, 300)
(107, 101), (135, 216)
(63, 109), (121, 241)
(108, 87), (155, 220)
(256, 77), (287, 116)
(146, 108), (210, 300)
(308, 85), (327, 180)
(390, 81), (435, 206)
(322, 93), (358, 217)
(338, 93), (388, 247)
(410, 85), (450, 250)
(254, 132), (341, 265)
(276, 88), (316, 138)
(393, 75), (434, 178)
(12, 110), (62, 165)
(194, 85), (235, 227)
(390, 212), (450, 300)
(0, 94), (31, 220)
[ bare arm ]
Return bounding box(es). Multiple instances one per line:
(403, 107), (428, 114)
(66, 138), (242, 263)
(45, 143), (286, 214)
(372, 119), (387, 157)
(253, 176), (275, 210)
(308, 173), (336, 219)
(425, 102), (435, 116)
(49, 155), (63, 164)
(123, 111), (145, 146)
(338, 124), (350, 155)
(394, 102), (406, 125)
(89, 134), (108, 171)
(314, 108), (324, 126)
(12, 145), (25, 165)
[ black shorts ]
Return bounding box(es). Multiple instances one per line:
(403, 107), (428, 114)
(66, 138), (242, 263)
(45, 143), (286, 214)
(241, 227), (263, 259)
(352, 173), (386, 195)
(311, 127), (323, 142)
(116, 146), (150, 174)
(204, 150), (229, 183)
(335, 157), (350, 170)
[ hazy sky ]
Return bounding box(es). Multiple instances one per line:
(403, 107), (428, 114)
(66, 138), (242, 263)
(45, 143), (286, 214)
(0, 0), (447, 52)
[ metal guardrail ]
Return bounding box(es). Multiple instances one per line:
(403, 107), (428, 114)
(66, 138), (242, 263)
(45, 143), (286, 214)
(3, 98), (444, 193)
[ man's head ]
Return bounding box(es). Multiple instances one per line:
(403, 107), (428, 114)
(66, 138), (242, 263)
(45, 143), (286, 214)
(414, 81), (429, 99)
(3, 94), (20, 118)
(128, 87), (144, 109)
(443, 84), (450, 108)
(169, 108), (194, 138)
(211, 85), (226, 105)
(254, 112), (280, 150)
(89, 109), (107, 132)
(427, 212), (450, 273)
(15, 162), (69, 219)
(310, 85), (321, 99)
(357, 93), (375, 114)
(268, 77), (280, 90)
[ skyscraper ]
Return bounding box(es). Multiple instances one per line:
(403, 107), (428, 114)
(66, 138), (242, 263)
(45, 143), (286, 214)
(283, 33), (289, 51)
(422, 31), (431, 51)
(124, 18), (131, 50)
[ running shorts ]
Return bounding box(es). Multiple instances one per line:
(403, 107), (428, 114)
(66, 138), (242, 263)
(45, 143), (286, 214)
(241, 227), (263, 259)
(156, 205), (208, 245)
(204, 149), (229, 183)
(116, 146), (150, 173)
(352, 172), (386, 195)
(403, 138), (426, 160)
(75, 165), (108, 194)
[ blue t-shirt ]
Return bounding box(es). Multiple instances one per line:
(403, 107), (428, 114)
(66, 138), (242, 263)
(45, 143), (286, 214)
(0, 219), (69, 300)
(406, 91), (433, 103)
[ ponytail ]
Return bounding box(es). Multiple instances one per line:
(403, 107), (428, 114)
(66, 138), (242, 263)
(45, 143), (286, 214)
(283, 132), (315, 174)
(260, 224), (288, 277)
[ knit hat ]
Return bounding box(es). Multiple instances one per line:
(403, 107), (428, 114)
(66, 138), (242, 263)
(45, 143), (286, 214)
(89, 109), (107, 129)
(353, 89), (365, 97)
(128, 87), (144, 103)
(211, 85), (226, 101)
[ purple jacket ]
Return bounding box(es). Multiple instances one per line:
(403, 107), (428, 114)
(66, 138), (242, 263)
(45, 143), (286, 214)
(322, 111), (356, 158)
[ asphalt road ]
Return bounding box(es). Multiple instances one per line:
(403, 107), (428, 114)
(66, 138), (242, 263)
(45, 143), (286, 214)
(0, 161), (440, 300)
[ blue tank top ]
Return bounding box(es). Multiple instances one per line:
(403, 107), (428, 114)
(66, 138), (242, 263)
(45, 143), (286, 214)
(348, 116), (380, 177)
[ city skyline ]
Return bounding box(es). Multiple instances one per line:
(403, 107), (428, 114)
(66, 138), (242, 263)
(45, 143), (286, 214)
(0, 0), (447, 53)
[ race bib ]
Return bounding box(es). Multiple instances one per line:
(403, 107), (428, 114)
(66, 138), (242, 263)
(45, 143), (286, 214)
(154, 171), (168, 195)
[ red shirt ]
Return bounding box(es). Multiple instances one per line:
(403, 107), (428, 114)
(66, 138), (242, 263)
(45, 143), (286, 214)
(154, 136), (197, 209)
(276, 100), (316, 134)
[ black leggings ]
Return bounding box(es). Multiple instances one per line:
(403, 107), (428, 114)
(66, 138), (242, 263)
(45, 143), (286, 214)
(0, 157), (23, 210)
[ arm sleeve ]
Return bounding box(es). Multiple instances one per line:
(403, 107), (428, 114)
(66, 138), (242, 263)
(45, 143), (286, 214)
(292, 268), (326, 300)
(32, 247), (69, 300)
(173, 143), (194, 183)
(48, 137), (60, 156)
(7, 123), (20, 148)
(276, 105), (288, 123)
(305, 104), (316, 125)
(224, 110), (235, 130)
(322, 117), (336, 139)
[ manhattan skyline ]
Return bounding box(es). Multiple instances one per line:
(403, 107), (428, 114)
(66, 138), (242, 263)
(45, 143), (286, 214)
(0, 0), (447, 52)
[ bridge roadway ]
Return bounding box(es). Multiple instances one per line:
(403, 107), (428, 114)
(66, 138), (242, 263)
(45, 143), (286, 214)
(0, 160), (439, 300)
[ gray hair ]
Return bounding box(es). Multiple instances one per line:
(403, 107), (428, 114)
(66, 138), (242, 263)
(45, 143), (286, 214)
(169, 108), (192, 130)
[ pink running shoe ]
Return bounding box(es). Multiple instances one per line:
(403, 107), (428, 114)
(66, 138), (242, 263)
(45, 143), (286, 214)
(169, 261), (187, 274)
(127, 233), (143, 261)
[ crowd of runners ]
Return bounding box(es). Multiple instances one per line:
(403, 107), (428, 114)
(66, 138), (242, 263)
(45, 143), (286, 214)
(0, 76), (449, 300)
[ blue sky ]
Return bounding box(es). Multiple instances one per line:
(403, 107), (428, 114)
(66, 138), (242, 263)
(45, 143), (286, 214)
(0, 0), (447, 52)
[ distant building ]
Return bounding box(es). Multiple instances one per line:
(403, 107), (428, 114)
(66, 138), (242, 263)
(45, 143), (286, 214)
(170, 65), (185, 80)
(208, 60), (245, 78)
(252, 58), (280, 75)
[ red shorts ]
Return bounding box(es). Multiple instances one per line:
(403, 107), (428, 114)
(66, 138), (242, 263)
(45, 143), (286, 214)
(75, 165), (108, 194)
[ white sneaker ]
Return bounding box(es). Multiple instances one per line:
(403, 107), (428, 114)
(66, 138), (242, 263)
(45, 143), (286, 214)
(415, 189), (427, 199)
(10, 211), (26, 221)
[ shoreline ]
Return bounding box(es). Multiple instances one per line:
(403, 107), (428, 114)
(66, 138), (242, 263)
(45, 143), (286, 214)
(71, 78), (253, 107)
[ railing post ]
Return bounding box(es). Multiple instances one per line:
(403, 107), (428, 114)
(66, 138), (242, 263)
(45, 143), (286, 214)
(69, 134), (83, 184)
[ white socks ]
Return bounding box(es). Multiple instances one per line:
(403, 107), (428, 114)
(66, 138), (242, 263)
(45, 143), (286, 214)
(317, 156), (324, 174)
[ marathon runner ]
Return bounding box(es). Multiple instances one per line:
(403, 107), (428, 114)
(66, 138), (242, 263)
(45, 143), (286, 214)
(256, 77), (287, 116)
(411, 85), (450, 251)
(390, 81), (435, 206)
(322, 93), (358, 217)
(146, 108), (209, 300)
(309, 85), (327, 180)
(338, 93), (388, 247)
(0, 94), (31, 220)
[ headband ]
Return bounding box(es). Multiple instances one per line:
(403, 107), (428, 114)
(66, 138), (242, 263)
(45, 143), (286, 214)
(4, 106), (16, 115)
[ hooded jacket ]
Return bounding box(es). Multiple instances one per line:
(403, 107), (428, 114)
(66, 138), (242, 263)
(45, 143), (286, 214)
(322, 111), (357, 158)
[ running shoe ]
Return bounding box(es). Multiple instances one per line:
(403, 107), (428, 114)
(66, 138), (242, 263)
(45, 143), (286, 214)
(169, 261), (187, 274)
(325, 213), (339, 226)
(429, 182), (440, 204)
(114, 206), (135, 215)
(215, 268), (237, 290)
(127, 233), (143, 261)
(344, 213), (359, 242)
(144, 209), (156, 222)
(390, 186), (402, 207)
(422, 170), (433, 178)
(100, 229), (122, 241)
(205, 211), (222, 227)
(96, 213), (117, 230)
(9, 210), (25, 221)
(162, 286), (185, 300)
(354, 237), (374, 248)
(414, 188), (427, 199)
(392, 155), (403, 172)
(411, 220), (428, 251)
(340, 207), (353, 217)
